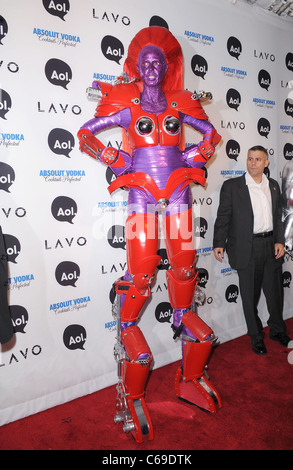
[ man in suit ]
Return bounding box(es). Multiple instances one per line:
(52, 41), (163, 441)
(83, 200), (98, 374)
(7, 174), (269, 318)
(0, 226), (14, 344)
(213, 145), (292, 354)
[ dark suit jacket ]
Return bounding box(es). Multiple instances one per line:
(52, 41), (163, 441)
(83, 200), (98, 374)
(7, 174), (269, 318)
(0, 226), (14, 344)
(213, 173), (285, 270)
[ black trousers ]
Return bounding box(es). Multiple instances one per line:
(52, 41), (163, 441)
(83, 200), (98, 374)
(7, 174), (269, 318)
(237, 235), (286, 340)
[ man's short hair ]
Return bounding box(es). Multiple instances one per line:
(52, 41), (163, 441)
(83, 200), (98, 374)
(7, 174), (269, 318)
(248, 145), (268, 157)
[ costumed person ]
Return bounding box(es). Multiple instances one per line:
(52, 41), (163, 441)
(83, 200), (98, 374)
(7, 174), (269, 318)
(213, 146), (293, 356)
(281, 159), (293, 258)
(78, 26), (222, 443)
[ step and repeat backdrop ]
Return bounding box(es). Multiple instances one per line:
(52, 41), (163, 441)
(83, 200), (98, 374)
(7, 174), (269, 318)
(0, 0), (292, 425)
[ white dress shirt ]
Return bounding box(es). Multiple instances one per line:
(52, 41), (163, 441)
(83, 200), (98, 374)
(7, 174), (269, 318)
(245, 172), (273, 234)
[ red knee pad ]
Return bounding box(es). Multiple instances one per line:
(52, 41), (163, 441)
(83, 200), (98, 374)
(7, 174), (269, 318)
(181, 310), (213, 341)
(166, 269), (197, 308)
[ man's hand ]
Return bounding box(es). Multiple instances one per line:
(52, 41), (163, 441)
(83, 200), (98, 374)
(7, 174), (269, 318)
(214, 247), (224, 262)
(275, 243), (285, 259)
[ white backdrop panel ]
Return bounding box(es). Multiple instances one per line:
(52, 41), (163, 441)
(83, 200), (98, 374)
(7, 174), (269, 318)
(0, 0), (292, 425)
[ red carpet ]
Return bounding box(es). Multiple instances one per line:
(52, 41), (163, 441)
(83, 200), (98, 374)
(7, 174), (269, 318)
(0, 318), (292, 451)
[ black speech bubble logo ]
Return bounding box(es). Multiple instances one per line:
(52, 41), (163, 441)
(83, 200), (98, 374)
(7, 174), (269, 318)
(101, 35), (124, 65)
(45, 58), (72, 89)
(257, 117), (270, 138)
(55, 261), (80, 287)
(226, 139), (240, 161)
(106, 166), (117, 185)
(225, 284), (239, 303)
(197, 268), (209, 288)
(194, 217), (208, 238)
(0, 16), (8, 44)
(258, 69), (271, 91)
(227, 36), (242, 60)
(48, 128), (75, 158)
(51, 196), (77, 223)
(42, 0), (70, 21)
(0, 162), (15, 192)
(149, 16), (169, 29)
(0, 89), (12, 120)
(285, 52), (293, 72)
(157, 248), (170, 270)
(155, 302), (173, 324)
(284, 143), (293, 161)
(264, 166), (270, 178)
(282, 271), (291, 288)
(10, 305), (28, 334)
(284, 98), (293, 118)
(63, 324), (86, 350)
(226, 88), (241, 111)
(191, 55), (208, 79)
(3, 234), (21, 263)
(107, 225), (126, 250)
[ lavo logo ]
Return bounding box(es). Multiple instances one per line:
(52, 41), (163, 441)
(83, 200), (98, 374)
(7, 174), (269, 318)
(0, 345), (42, 367)
(92, 10), (131, 26)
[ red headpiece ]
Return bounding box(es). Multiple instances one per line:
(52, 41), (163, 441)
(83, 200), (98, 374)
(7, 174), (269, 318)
(123, 26), (183, 92)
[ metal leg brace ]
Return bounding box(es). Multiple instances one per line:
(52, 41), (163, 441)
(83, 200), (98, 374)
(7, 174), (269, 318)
(112, 279), (153, 443)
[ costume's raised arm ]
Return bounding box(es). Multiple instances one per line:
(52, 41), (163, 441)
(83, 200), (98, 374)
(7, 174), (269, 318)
(181, 115), (221, 169)
(170, 89), (221, 169)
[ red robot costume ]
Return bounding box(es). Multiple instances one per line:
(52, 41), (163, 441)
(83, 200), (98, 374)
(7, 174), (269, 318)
(78, 26), (222, 443)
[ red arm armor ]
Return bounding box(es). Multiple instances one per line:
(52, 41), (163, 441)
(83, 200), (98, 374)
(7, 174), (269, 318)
(77, 128), (106, 161)
(77, 128), (119, 165)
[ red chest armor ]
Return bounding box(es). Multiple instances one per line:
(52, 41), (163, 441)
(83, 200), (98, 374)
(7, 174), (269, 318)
(127, 102), (181, 148)
(94, 82), (208, 150)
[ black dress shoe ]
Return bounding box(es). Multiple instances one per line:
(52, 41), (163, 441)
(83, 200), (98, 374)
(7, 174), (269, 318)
(269, 333), (292, 347)
(251, 340), (267, 355)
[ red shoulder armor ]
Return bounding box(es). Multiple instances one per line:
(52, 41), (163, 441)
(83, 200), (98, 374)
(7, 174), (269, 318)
(95, 82), (140, 117)
(166, 90), (208, 120)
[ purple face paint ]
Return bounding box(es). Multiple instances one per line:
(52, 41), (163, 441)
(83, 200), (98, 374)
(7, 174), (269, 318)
(137, 45), (167, 88)
(137, 46), (168, 115)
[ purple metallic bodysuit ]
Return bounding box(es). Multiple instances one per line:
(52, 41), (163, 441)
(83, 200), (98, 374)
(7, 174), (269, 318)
(82, 106), (214, 214)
